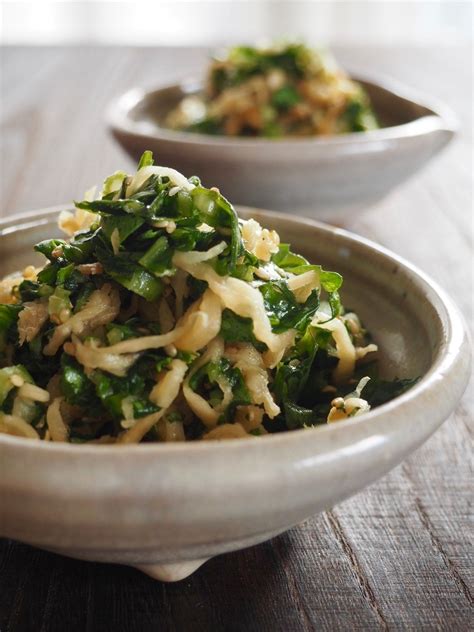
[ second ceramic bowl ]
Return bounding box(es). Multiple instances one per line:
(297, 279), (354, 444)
(107, 74), (457, 221)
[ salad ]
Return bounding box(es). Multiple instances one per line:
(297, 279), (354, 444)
(0, 152), (413, 443)
(166, 43), (378, 137)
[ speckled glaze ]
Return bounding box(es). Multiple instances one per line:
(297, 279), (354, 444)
(107, 75), (457, 221)
(0, 207), (470, 581)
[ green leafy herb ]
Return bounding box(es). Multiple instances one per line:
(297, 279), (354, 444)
(101, 215), (145, 246)
(96, 248), (163, 301)
(359, 376), (419, 408)
(75, 198), (146, 216)
(271, 85), (301, 110)
(219, 308), (266, 349)
(283, 401), (328, 429)
(191, 186), (242, 271)
(0, 304), (22, 352)
(189, 358), (251, 421)
(34, 239), (66, 261)
(91, 366), (160, 421)
(260, 280), (319, 333)
(273, 326), (319, 403)
(138, 235), (175, 277)
(137, 150), (154, 170)
(60, 354), (97, 407)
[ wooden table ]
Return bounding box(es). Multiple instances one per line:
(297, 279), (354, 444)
(0, 45), (472, 631)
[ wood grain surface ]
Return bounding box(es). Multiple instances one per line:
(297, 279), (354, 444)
(0, 45), (472, 632)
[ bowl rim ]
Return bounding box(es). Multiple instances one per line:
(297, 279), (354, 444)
(106, 70), (458, 149)
(0, 205), (470, 456)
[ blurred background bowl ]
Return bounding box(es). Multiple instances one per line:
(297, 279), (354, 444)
(107, 74), (457, 222)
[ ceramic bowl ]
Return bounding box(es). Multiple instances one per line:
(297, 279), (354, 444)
(107, 75), (457, 221)
(0, 207), (470, 582)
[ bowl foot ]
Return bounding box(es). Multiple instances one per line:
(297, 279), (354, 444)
(135, 558), (209, 581)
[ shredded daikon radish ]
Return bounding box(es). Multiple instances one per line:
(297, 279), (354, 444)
(225, 343), (280, 418)
(17, 383), (50, 403)
(174, 241), (226, 264)
(313, 313), (356, 384)
(102, 327), (186, 355)
(126, 165), (195, 197)
(100, 289), (221, 356)
(287, 270), (320, 303)
(44, 285), (120, 356)
(0, 413), (39, 439)
(17, 300), (49, 345)
(215, 375), (234, 412)
(170, 270), (188, 319)
(183, 338), (224, 427)
(121, 396), (136, 428)
(173, 252), (292, 355)
(70, 336), (139, 377)
(119, 359), (188, 444)
(174, 289), (222, 352)
(203, 423), (250, 440)
(46, 397), (69, 442)
(149, 359), (188, 407)
(157, 418), (186, 441)
(355, 343), (378, 360)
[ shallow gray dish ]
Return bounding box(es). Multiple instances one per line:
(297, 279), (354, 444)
(0, 207), (470, 581)
(107, 75), (457, 221)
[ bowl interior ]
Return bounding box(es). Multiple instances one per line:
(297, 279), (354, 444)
(0, 208), (434, 383)
(127, 77), (438, 135)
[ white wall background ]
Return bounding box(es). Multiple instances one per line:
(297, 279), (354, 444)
(1, 0), (472, 47)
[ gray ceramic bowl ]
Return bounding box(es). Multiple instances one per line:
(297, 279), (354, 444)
(107, 75), (457, 221)
(0, 207), (470, 581)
